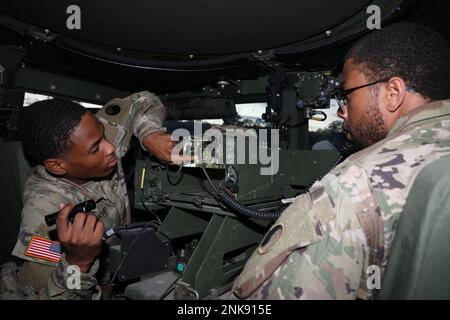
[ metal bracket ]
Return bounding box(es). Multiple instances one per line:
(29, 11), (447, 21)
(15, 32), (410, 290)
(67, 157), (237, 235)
(174, 281), (200, 300)
(27, 26), (57, 43)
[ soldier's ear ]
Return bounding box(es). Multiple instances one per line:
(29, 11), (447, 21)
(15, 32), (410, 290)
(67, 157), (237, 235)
(44, 158), (67, 176)
(385, 77), (406, 113)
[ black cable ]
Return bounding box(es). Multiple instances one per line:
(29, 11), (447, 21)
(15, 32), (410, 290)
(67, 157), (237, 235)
(140, 189), (162, 225)
(200, 163), (284, 221)
(158, 274), (183, 300)
(140, 157), (162, 225)
(112, 221), (161, 234)
(200, 164), (219, 194)
(167, 164), (184, 185)
(216, 190), (282, 221)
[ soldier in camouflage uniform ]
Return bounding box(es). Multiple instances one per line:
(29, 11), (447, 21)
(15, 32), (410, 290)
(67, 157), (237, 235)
(0, 91), (171, 299)
(232, 23), (450, 299)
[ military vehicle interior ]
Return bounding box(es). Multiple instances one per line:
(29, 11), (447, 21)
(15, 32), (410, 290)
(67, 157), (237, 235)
(1, 0), (449, 299)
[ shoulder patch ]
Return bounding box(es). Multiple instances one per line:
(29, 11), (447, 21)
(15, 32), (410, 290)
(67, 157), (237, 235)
(257, 223), (284, 255)
(25, 236), (62, 263)
(98, 98), (132, 126)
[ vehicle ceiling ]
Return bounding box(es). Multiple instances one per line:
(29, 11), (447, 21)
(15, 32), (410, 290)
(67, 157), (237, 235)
(0, 0), (448, 95)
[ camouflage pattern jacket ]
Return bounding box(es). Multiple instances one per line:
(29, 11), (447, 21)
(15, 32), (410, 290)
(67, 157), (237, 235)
(2, 91), (165, 300)
(232, 99), (450, 300)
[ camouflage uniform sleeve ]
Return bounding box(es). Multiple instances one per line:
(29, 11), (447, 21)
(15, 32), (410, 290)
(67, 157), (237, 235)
(124, 91), (166, 149)
(233, 162), (371, 300)
(45, 255), (101, 300)
(11, 184), (101, 300)
(96, 91), (166, 158)
(285, 170), (369, 299)
(0, 258), (100, 300)
(12, 186), (66, 265)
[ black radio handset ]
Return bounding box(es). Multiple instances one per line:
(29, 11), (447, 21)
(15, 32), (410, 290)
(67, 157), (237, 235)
(44, 199), (100, 227)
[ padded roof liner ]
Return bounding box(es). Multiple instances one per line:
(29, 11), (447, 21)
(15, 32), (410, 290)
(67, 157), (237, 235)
(0, 0), (447, 94)
(1, 0), (372, 55)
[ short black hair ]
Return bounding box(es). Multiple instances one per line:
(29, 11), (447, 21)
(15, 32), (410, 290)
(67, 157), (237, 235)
(19, 99), (87, 164)
(345, 23), (450, 100)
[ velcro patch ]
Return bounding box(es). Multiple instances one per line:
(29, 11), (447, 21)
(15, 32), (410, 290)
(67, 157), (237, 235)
(257, 223), (284, 255)
(25, 236), (61, 263)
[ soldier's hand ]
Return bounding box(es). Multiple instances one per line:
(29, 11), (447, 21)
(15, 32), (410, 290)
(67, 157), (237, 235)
(143, 131), (194, 165)
(56, 203), (104, 273)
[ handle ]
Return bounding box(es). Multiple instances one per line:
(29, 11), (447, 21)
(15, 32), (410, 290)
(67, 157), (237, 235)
(44, 199), (97, 227)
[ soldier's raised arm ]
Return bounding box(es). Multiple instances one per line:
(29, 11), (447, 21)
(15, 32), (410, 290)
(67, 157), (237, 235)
(96, 91), (174, 163)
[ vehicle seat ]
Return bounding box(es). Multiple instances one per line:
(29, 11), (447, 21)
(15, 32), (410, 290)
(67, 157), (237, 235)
(376, 155), (450, 299)
(0, 141), (31, 264)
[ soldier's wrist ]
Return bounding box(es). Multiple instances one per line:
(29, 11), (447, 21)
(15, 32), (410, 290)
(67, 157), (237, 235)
(53, 254), (100, 293)
(65, 255), (95, 273)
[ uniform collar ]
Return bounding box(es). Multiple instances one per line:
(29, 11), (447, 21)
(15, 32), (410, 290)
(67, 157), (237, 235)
(34, 165), (59, 183)
(387, 99), (450, 137)
(34, 164), (96, 188)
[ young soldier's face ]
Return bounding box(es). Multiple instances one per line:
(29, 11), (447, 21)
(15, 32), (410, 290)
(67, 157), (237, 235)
(61, 112), (117, 182)
(337, 59), (389, 147)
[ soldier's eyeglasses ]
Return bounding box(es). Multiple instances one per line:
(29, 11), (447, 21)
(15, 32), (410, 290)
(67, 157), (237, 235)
(335, 78), (390, 107)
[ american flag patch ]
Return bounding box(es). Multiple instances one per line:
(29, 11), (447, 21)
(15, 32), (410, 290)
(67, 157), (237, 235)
(25, 236), (62, 263)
